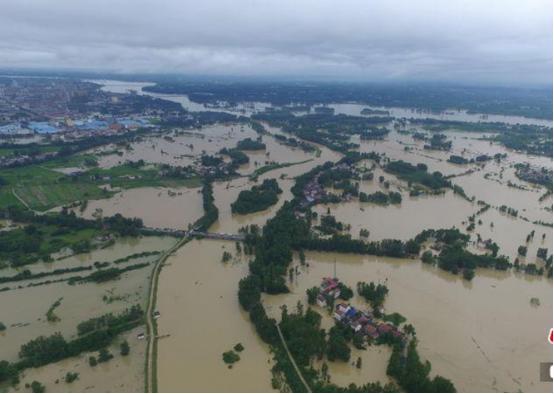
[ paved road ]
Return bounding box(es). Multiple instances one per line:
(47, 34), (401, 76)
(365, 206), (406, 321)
(276, 323), (312, 393)
(143, 232), (244, 391)
(144, 236), (189, 392)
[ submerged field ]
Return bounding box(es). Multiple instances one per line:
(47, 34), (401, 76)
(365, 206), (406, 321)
(1, 82), (552, 393)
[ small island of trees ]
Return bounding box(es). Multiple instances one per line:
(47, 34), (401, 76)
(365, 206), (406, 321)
(231, 179), (282, 214)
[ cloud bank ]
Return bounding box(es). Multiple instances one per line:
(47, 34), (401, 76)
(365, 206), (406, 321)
(1, 0), (552, 85)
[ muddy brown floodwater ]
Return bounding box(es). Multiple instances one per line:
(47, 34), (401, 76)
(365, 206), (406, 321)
(262, 251), (552, 393)
(156, 239), (276, 392)
(154, 119), (551, 392)
(7, 79), (550, 392)
(1, 236), (175, 393)
(78, 186), (203, 230)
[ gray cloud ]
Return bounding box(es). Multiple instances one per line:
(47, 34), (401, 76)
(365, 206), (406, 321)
(0, 0), (551, 85)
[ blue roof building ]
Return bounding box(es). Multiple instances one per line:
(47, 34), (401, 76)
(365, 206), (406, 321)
(75, 119), (109, 131)
(28, 122), (59, 134)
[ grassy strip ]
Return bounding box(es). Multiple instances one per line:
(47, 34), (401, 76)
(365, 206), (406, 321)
(0, 265), (93, 285)
(249, 159), (313, 180)
(69, 262), (151, 285)
(192, 181), (218, 232)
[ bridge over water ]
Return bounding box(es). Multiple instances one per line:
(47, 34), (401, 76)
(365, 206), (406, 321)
(141, 227), (245, 241)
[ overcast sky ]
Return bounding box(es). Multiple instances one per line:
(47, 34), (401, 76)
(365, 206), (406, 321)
(1, 0), (552, 86)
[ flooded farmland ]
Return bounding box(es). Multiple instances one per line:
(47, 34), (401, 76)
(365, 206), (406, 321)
(0, 236), (174, 392)
(8, 327), (146, 393)
(77, 186), (203, 231)
(137, 102), (549, 392)
(262, 251), (552, 393)
(1, 79), (551, 393)
(154, 120), (550, 391)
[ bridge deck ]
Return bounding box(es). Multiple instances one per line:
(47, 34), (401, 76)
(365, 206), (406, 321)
(142, 227), (245, 241)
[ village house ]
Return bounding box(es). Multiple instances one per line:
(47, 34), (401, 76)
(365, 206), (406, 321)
(333, 301), (405, 341)
(316, 277), (341, 307)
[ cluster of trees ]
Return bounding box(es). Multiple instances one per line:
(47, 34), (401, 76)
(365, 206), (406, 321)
(159, 110), (238, 128)
(385, 161), (451, 190)
(0, 208), (143, 267)
(236, 137), (266, 151)
(248, 202), (310, 293)
(237, 201), (313, 391)
(0, 221), (61, 265)
(496, 127), (552, 157)
(499, 205), (518, 217)
(120, 340), (130, 356)
(316, 215), (345, 234)
(301, 225), (508, 281)
(200, 154), (223, 167)
(438, 244), (511, 278)
(312, 381), (398, 393)
(448, 155), (469, 165)
(231, 179), (282, 214)
(0, 361), (18, 385)
(280, 305), (327, 366)
(306, 286), (320, 305)
(301, 234), (414, 258)
(253, 112), (371, 153)
(359, 127), (390, 140)
(423, 134), (452, 151)
(387, 340), (456, 392)
(318, 167), (355, 186)
(157, 163), (197, 180)
(193, 181), (219, 231)
(357, 281), (389, 310)
(273, 133), (316, 152)
(5, 305), (143, 378)
(76, 305), (143, 336)
(219, 147), (249, 168)
(101, 214), (143, 237)
(361, 108), (390, 116)
(249, 121), (268, 135)
(359, 191), (402, 205)
(65, 371), (79, 383)
(69, 262), (149, 284)
(514, 163), (552, 187)
(412, 228), (469, 246)
(222, 350), (240, 365)
(327, 324), (352, 362)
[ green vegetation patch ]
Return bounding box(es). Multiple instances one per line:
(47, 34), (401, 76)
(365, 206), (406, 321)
(385, 160), (450, 190)
(0, 223), (101, 267)
(0, 157), (200, 211)
(231, 179), (282, 214)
